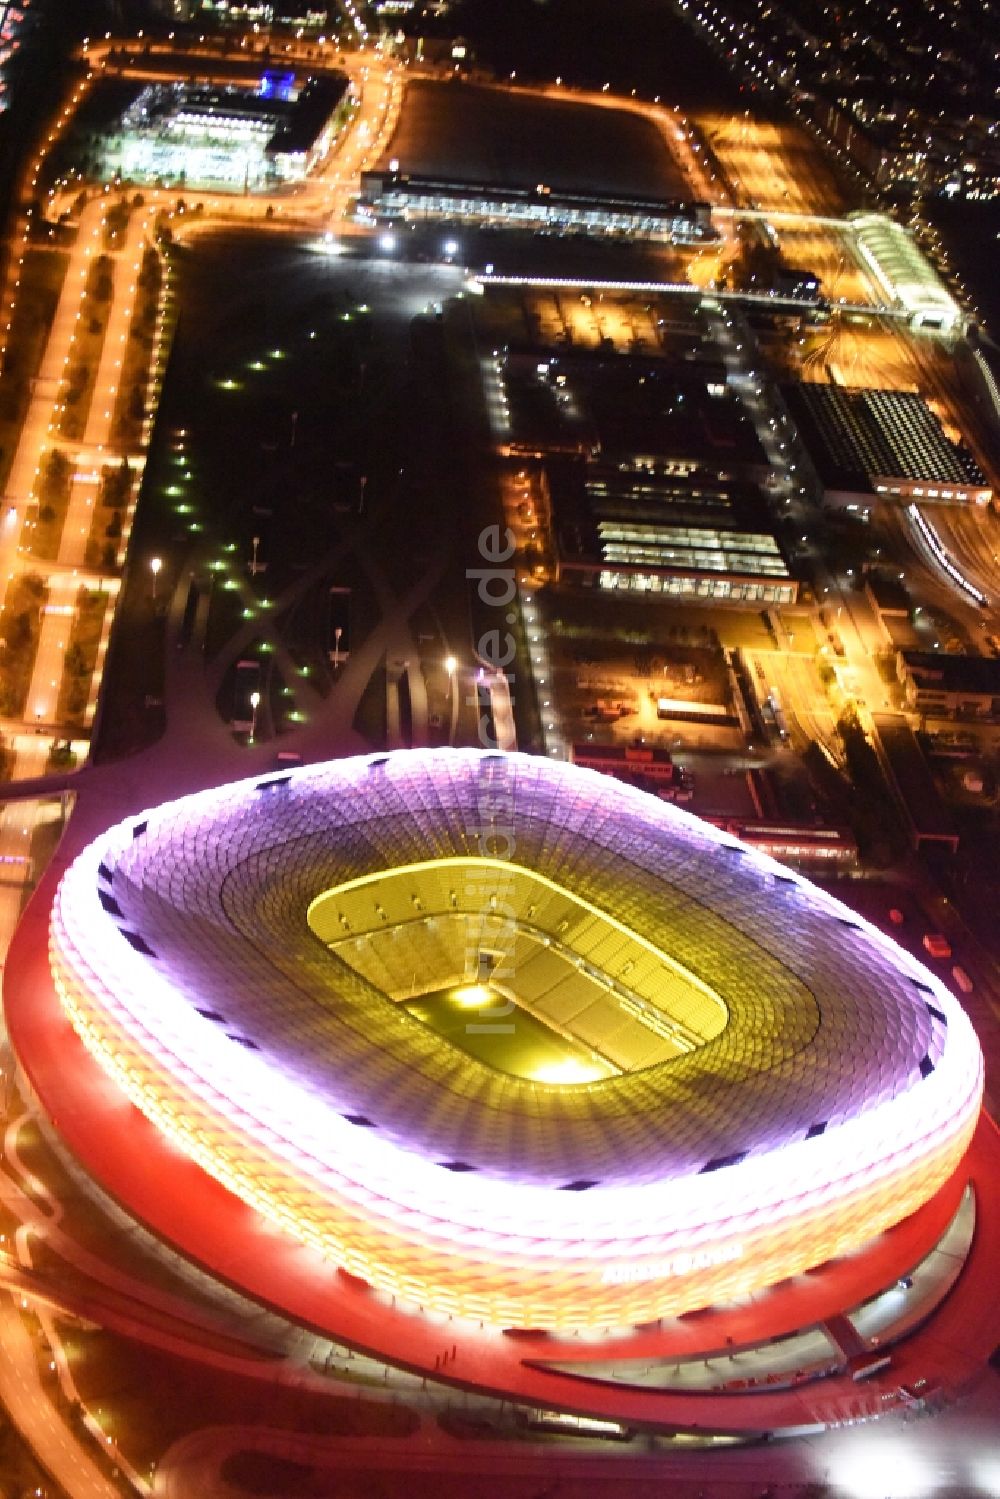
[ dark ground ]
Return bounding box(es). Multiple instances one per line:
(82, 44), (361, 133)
(94, 228), (542, 761)
(455, 0), (752, 113)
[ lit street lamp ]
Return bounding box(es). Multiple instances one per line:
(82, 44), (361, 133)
(249, 690), (260, 742)
(150, 555), (162, 599)
(445, 655), (459, 744)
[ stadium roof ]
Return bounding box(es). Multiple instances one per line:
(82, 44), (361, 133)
(50, 750), (981, 1327)
(52, 746), (972, 1182)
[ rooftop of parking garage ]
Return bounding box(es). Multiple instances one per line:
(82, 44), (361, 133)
(503, 349), (767, 473)
(376, 79), (690, 202)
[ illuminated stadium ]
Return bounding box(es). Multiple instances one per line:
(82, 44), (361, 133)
(8, 749), (998, 1432)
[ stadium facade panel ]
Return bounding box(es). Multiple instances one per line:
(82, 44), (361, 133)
(49, 750), (982, 1332)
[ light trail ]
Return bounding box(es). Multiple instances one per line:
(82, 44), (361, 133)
(907, 503), (989, 608)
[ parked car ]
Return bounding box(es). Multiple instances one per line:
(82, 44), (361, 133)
(922, 933), (952, 960)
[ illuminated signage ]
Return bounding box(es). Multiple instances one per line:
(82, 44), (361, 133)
(602, 1241), (744, 1286)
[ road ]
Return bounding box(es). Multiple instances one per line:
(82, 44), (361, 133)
(153, 1362), (1000, 1499)
(0, 1294), (122, 1499)
(1, 196), (111, 547)
(0, 198), (159, 955)
(22, 209), (155, 745)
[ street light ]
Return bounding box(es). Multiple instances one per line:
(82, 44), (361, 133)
(445, 656), (459, 745)
(150, 555), (162, 598)
(249, 690), (260, 742)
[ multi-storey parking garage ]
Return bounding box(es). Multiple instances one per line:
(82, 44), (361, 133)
(358, 170), (713, 242)
(33, 748), (984, 1344)
(359, 78), (713, 243)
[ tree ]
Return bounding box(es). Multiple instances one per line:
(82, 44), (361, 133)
(12, 611), (32, 649)
(138, 248), (159, 291)
(90, 254), (114, 302)
(66, 643), (87, 680)
(101, 458), (131, 509)
(42, 448), (70, 491)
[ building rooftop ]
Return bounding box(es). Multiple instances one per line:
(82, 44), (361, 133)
(266, 74), (348, 157)
(873, 714), (959, 848)
(506, 351), (765, 470)
(849, 213), (963, 330)
(867, 576), (912, 616)
(549, 458), (788, 591)
(902, 651), (1000, 697)
(377, 79), (690, 202)
(783, 382), (987, 497)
